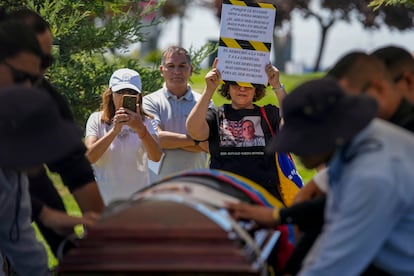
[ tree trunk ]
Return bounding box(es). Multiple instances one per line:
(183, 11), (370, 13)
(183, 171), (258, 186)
(273, 31), (292, 72)
(313, 19), (334, 72)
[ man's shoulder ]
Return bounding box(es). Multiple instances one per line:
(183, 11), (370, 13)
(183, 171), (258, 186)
(144, 88), (165, 99)
(143, 89), (167, 106)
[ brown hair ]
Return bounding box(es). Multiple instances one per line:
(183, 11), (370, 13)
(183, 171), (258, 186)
(218, 82), (266, 102)
(100, 88), (153, 125)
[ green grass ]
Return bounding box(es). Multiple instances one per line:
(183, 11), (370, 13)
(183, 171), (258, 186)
(35, 172), (82, 269)
(40, 70), (322, 267)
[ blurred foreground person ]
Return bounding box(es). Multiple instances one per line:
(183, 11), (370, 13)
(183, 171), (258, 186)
(0, 87), (89, 275)
(230, 78), (414, 275)
(0, 12), (103, 257)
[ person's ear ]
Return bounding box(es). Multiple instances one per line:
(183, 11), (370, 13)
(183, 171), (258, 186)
(159, 65), (164, 78)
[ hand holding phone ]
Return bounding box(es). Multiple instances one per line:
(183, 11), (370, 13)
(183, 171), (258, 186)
(122, 95), (137, 112)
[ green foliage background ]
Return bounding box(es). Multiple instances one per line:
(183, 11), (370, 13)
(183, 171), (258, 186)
(2, 0), (216, 128)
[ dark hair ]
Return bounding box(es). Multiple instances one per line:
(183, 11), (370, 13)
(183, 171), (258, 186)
(7, 8), (50, 34)
(218, 82), (266, 102)
(371, 45), (414, 81)
(0, 20), (43, 62)
(326, 51), (390, 92)
(371, 46), (414, 68)
(7, 8), (53, 69)
(161, 46), (192, 66)
(326, 51), (367, 79)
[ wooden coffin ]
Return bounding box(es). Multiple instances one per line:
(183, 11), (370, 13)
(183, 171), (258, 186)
(57, 170), (282, 275)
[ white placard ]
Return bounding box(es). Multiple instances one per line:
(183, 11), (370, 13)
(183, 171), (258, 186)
(218, 47), (269, 84)
(220, 3), (275, 42)
(217, 2), (276, 85)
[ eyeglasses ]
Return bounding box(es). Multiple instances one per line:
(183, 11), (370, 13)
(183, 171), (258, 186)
(113, 89), (139, 95)
(3, 61), (41, 85)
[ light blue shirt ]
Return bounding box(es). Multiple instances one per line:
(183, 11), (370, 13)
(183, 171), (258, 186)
(0, 169), (49, 276)
(143, 85), (213, 181)
(299, 119), (414, 276)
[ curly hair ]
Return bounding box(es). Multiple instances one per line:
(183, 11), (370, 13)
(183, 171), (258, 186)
(218, 82), (266, 102)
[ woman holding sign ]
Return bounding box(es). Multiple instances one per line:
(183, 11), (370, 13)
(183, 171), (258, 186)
(186, 59), (294, 202)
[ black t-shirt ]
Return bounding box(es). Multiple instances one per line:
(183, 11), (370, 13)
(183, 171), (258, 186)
(29, 78), (95, 220)
(206, 104), (282, 200)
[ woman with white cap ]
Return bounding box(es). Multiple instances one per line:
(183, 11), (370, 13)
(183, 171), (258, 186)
(85, 68), (162, 205)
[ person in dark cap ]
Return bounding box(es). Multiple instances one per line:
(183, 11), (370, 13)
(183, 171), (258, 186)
(0, 9), (104, 258)
(296, 51), (414, 200)
(0, 87), (89, 275)
(229, 78), (414, 275)
(230, 51), (414, 275)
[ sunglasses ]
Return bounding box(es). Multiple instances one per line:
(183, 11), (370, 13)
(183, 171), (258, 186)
(3, 61), (41, 85)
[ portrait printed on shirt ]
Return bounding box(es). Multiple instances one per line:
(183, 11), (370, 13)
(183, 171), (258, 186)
(219, 116), (265, 148)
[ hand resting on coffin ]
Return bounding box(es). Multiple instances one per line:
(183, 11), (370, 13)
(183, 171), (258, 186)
(226, 202), (279, 228)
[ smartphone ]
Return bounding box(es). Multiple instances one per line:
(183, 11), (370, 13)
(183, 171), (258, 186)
(122, 95), (137, 111)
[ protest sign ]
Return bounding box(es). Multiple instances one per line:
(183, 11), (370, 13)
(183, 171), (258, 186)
(217, 0), (276, 86)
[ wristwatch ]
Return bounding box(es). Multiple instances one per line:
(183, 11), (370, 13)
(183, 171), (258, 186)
(272, 83), (285, 92)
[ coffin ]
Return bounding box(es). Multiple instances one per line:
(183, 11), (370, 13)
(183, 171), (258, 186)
(57, 169), (285, 275)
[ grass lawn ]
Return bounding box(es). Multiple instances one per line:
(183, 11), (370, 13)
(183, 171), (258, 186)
(36, 172), (82, 268)
(41, 70), (323, 267)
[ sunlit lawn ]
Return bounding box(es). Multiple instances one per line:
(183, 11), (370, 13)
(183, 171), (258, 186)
(41, 70), (323, 267)
(36, 172), (82, 268)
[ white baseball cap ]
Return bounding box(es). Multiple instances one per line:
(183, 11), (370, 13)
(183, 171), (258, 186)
(109, 68), (142, 93)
